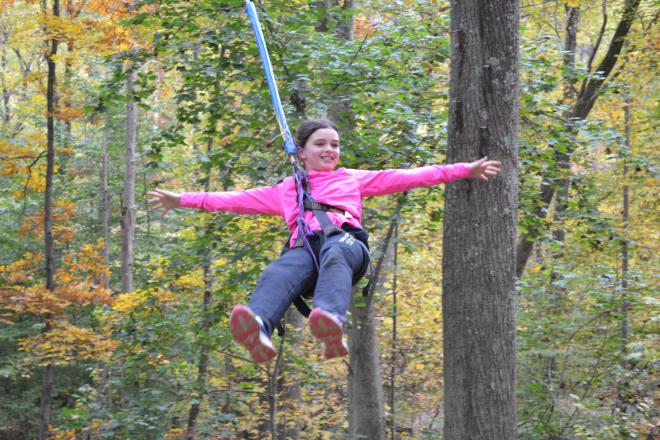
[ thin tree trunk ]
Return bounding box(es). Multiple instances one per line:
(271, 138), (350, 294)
(347, 206), (401, 440)
(277, 309), (303, 439)
(185, 256), (213, 440)
(40, 0), (59, 438)
(335, 0), (354, 41)
(186, 139), (215, 439)
(100, 109), (111, 290)
(549, 6), (580, 305)
(389, 223), (399, 440)
(63, 2), (73, 136)
(620, 91), (631, 365)
(442, 0), (519, 439)
(328, 0), (355, 126)
(120, 66), (137, 293)
(551, 5), (580, 248)
(347, 288), (386, 440)
(0, 33), (10, 127)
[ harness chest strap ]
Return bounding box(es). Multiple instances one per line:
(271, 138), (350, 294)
(294, 199), (346, 247)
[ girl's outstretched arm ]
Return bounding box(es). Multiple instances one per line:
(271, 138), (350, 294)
(149, 185), (284, 216)
(351, 157), (501, 198)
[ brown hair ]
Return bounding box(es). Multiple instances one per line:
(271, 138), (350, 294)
(294, 118), (339, 148)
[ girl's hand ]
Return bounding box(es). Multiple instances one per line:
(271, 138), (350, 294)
(147, 189), (181, 216)
(469, 157), (502, 181)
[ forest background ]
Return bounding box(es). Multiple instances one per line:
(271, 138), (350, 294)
(0, 0), (657, 439)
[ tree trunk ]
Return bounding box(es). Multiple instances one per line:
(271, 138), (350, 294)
(328, 0), (355, 126)
(40, 1), (59, 438)
(347, 209), (400, 440)
(620, 91), (631, 365)
(389, 223), (399, 440)
(549, 5), (580, 304)
(442, 0), (519, 439)
(185, 256), (213, 439)
(63, 3), (73, 136)
(0, 36), (11, 127)
(120, 66), (137, 293)
(186, 139), (215, 439)
(552, 5), (580, 250)
(515, 0), (641, 277)
(100, 109), (111, 290)
(277, 309), (303, 439)
(347, 288), (386, 440)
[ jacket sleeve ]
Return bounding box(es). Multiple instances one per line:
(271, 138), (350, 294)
(179, 185), (284, 216)
(350, 163), (472, 197)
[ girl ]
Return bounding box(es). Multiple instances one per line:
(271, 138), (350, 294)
(148, 118), (502, 363)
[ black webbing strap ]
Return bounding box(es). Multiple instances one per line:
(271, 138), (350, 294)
(293, 197), (344, 248)
(293, 296), (311, 318)
(303, 198), (345, 214)
(313, 208), (344, 236)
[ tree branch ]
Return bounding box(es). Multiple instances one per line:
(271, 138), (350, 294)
(584, 0), (608, 76)
(516, 0), (642, 277)
(574, 0), (641, 119)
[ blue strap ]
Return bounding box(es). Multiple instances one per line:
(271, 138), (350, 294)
(245, 0), (297, 155)
(245, 0), (319, 271)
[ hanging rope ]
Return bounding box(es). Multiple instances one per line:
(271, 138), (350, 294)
(245, 0), (319, 270)
(245, 0), (296, 155)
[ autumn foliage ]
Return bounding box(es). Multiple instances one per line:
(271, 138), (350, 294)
(0, 0), (657, 438)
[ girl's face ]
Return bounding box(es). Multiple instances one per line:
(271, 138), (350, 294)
(299, 128), (341, 172)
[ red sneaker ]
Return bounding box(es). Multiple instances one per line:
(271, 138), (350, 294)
(308, 308), (348, 360)
(229, 304), (276, 363)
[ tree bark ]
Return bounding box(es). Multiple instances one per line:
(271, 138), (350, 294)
(277, 309), (303, 439)
(389, 223), (399, 440)
(549, 6), (580, 303)
(328, 0), (355, 126)
(347, 288), (386, 440)
(515, 0), (641, 277)
(620, 91), (631, 366)
(442, 0), (519, 439)
(347, 209), (400, 440)
(0, 31), (11, 127)
(186, 138), (215, 439)
(185, 255), (212, 440)
(120, 66), (137, 293)
(100, 109), (111, 290)
(552, 6), (580, 250)
(40, 1), (59, 437)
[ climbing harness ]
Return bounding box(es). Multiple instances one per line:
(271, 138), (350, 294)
(245, 1), (372, 325)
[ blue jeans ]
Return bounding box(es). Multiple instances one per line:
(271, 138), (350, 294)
(248, 230), (370, 336)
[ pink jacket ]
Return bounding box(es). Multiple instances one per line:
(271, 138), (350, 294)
(180, 164), (472, 246)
